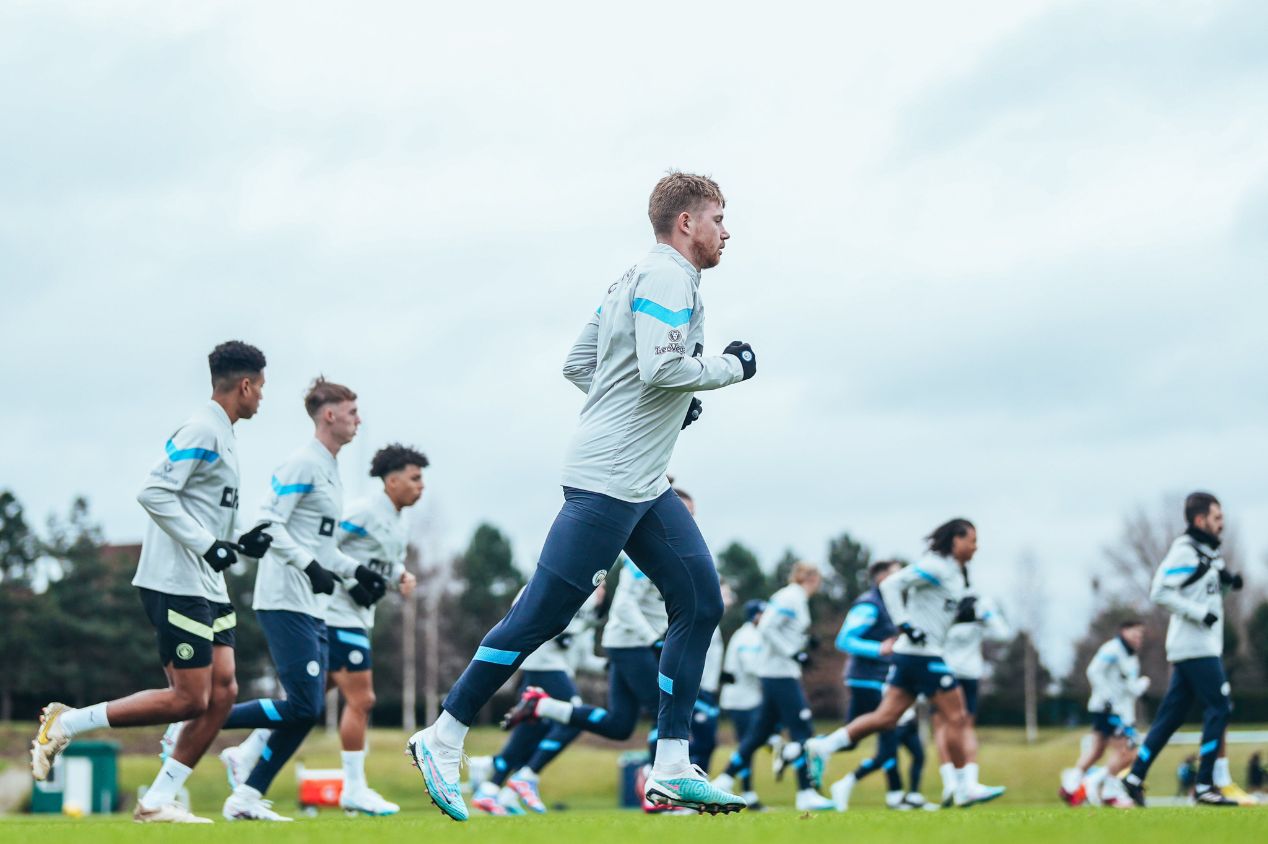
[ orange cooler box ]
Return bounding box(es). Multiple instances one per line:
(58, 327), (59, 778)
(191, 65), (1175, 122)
(297, 767), (344, 808)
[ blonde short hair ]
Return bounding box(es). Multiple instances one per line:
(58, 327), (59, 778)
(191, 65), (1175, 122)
(648, 172), (725, 236)
(789, 561), (822, 585)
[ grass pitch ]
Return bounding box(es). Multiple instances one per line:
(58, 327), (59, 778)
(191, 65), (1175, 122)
(1, 724), (1264, 842)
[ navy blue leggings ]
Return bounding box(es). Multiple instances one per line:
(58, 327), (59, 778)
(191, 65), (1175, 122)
(222, 610), (327, 794)
(1130, 656), (1230, 786)
(690, 689), (721, 772)
(726, 677), (815, 790)
(443, 487), (723, 741)
(725, 707), (760, 790)
(490, 670), (580, 785)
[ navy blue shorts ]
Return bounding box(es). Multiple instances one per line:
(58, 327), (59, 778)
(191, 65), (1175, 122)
(959, 678), (979, 716)
(328, 626), (372, 672)
(1091, 710), (1132, 738)
(888, 654), (957, 698)
(846, 682), (885, 720)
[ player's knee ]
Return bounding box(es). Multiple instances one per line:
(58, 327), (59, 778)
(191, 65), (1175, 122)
(172, 688), (211, 720)
(353, 688), (377, 712)
(695, 587), (725, 629)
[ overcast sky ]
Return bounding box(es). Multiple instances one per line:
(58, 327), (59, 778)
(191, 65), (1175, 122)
(2, 0), (1265, 674)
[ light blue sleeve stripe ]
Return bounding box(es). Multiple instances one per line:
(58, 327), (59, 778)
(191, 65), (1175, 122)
(631, 297), (692, 327)
(914, 567), (941, 585)
(846, 679), (886, 691)
(339, 521), (369, 537)
(271, 475), (315, 496)
(1164, 565), (1197, 577)
(841, 636), (884, 659)
(658, 672), (674, 694)
(335, 629), (372, 649)
(259, 700), (282, 722)
(474, 646), (520, 665)
(776, 606), (798, 619)
(165, 439), (219, 463)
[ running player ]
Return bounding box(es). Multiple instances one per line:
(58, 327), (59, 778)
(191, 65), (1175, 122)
(30, 342), (271, 824)
(713, 563), (834, 811)
(1121, 492), (1243, 807)
(1060, 620), (1149, 807)
(406, 172), (756, 820)
(805, 519), (984, 807)
(933, 592), (1010, 805)
(218, 378), (388, 821)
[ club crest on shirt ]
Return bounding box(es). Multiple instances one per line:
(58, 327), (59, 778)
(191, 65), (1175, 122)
(319, 517), (336, 537)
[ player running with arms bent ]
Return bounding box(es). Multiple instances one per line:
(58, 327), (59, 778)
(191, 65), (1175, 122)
(406, 172), (757, 821)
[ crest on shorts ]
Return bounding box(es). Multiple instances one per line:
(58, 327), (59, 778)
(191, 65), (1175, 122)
(176, 643), (195, 661)
(592, 570), (608, 587)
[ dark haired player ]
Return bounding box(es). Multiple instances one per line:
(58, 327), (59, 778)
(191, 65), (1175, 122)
(1121, 492), (1245, 807)
(32, 342), (272, 824)
(218, 378), (387, 821)
(806, 519), (989, 807)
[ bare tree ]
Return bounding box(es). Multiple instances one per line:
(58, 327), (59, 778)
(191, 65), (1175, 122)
(1012, 549), (1046, 743)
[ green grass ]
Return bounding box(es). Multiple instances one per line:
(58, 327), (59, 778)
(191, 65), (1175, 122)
(0, 723), (1264, 842)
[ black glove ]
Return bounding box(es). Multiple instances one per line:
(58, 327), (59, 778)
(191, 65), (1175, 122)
(899, 622), (927, 646)
(954, 596), (979, 624)
(719, 671), (737, 686)
(304, 561), (337, 595)
(354, 564), (388, 591)
(235, 522), (273, 558)
(203, 540), (238, 573)
(1202, 612), (1219, 628)
(682, 397), (703, 430)
(1219, 570), (1244, 591)
(554, 632), (574, 648)
(723, 340), (757, 381)
(349, 579), (387, 608)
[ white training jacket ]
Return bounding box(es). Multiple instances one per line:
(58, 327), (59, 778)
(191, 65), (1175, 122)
(719, 621), (764, 710)
(943, 595), (1012, 680)
(324, 489), (408, 630)
(133, 400), (241, 602)
(251, 438), (361, 618)
(560, 244), (745, 503)
(882, 553), (969, 658)
(700, 627), (725, 694)
(1086, 636), (1149, 724)
(522, 588), (604, 673)
(1151, 533), (1227, 662)
(601, 558), (669, 649)
(756, 583), (811, 679)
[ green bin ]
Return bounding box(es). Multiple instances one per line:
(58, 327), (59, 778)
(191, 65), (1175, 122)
(30, 740), (119, 815)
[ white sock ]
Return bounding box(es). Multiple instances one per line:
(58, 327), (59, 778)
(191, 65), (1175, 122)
(60, 702), (110, 738)
(342, 750), (366, 792)
(652, 738), (690, 775)
(475, 781), (498, 797)
(233, 783), (263, 801)
(238, 729), (272, 768)
(954, 767), (970, 795)
(140, 757), (193, 810)
(966, 762), (980, 786)
(434, 710), (469, 748)
(1214, 757), (1231, 788)
(511, 766), (537, 782)
(536, 697), (574, 724)
(940, 762), (956, 793)
(822, 727), (853, 753)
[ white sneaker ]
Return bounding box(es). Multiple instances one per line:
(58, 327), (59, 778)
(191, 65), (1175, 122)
(406, 726), (468, 822)
(467, 755), (493, 792)
(341, 786), (401, 816)
(30, 702), (72, 782)
(965, 782), (1007, 806)
(831, 774), (856, 811)
(902, 792), (937, 811)
(796, 789), (835, 812)
(769, 736), (785, 776)
(886, 790), (909, 810)
(711, 772), (736, 793)
(219, 746), (251, 791)
(223, 786), (293, 821)
(134, 801), (212, 824)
